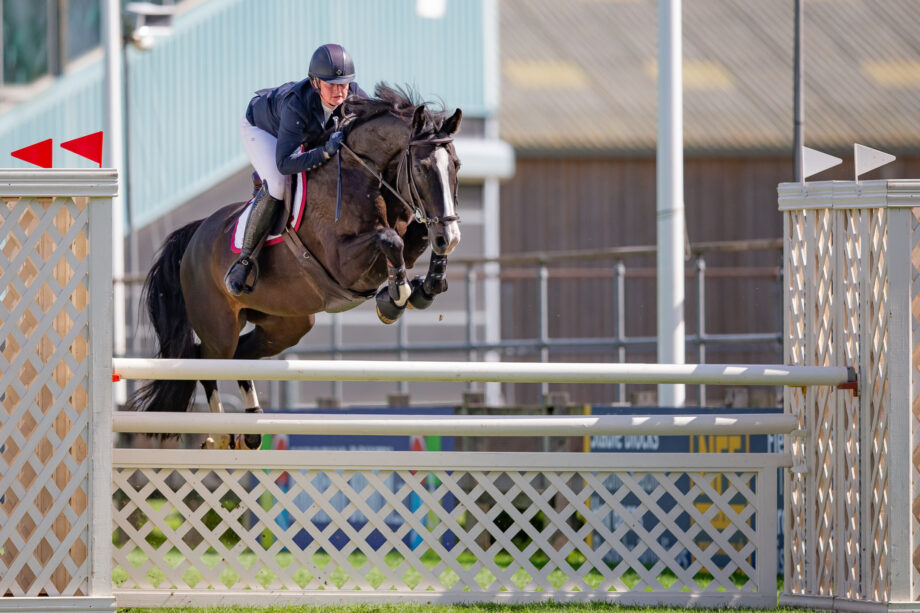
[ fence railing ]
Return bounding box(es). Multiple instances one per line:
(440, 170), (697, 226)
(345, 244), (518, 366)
(119, 238), (784, 408)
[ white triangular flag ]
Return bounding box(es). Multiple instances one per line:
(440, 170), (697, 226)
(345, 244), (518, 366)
(802, 147), (843, 180)
(854, 143), (896, 180)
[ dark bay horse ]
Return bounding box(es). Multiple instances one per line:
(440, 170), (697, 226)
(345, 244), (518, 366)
(126, 84), (462, 448)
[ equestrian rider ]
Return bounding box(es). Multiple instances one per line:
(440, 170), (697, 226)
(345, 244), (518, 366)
(225, 43), (368, 295)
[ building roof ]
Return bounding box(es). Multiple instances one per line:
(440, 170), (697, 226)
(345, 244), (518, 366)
(499, 0), (920, 155)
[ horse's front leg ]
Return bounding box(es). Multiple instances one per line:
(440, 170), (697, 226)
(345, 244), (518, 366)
(190, 315), (239, 450)
(407, 252), (449, 310)
(374, 228), (411, 324)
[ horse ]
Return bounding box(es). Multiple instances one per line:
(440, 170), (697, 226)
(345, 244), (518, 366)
(125, 84), (462, 449)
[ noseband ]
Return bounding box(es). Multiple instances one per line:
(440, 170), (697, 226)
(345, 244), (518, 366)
(339, 134), (460, 227)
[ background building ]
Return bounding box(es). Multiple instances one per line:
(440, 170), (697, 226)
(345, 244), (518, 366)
(1, 0), (918, 409)
(497, 0), (920, 406)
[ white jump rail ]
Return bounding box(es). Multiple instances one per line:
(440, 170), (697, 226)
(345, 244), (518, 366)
(112, 411), (797, 436)
(112, 357), (856, 387)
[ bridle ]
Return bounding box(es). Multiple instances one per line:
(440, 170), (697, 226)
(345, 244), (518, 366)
(338, 133), (459, 226)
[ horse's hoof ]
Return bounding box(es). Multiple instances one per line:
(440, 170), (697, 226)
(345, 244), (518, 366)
(407, 276), (434, 310)
(215, 434), (233, 450)
(202, 436), (217, 450)
(375, 286), (405, 324)
(376, 304), (403, 324)
(243, 433), (263, 450)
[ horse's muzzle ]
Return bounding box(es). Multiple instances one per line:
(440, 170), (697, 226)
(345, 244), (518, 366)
(431, 221), (461, 255)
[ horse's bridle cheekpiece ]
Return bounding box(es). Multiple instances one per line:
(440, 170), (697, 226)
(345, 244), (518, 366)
(338, 132), (459, 227)
(397, 136), (459, 226)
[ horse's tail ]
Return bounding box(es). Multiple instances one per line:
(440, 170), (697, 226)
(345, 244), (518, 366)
(124, 219), (204, 414)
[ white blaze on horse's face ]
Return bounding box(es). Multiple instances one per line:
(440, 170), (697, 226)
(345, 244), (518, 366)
(432, 147), (461, 254)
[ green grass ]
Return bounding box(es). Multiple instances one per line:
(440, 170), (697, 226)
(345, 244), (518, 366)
(115, 545), (628, 590)
(114, 537), (749, 592)
(116, 604), (817, 613)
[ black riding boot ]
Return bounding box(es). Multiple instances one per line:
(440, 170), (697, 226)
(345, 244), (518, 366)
(224, 182), (283, 296)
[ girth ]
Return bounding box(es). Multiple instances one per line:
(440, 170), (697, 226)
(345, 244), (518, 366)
(280, 226), (374, 313)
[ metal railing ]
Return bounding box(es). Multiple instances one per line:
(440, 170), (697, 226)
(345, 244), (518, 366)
(282, 238), (783, 406)
(120, 238), (784, 407)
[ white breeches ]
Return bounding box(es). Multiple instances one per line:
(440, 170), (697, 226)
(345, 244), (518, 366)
(240, 116), (289, 200)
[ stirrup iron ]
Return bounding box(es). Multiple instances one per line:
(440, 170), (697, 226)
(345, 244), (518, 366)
(224, 256), (261, 296)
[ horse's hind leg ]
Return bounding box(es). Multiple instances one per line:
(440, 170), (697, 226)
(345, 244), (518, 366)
(199, 379), (234, 450)
(233, 314), (316, 450)
(185, 294), (243, 450)
(373, 228), (410, 324)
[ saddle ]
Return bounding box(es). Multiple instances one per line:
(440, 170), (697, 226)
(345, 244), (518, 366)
(230, 172), (302, 254)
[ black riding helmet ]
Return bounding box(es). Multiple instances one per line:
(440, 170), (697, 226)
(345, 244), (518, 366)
(308, 43), (355, 84)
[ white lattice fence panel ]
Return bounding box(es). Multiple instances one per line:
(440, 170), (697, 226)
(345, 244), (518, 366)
(783, 205), (840, 596)
(910, 207), (920, 600)
(865, 206), (889, 602)
(838, 208), (861, 599)
(784, 208), (808, 595)
(778, 179), (920, 610)
(811, 207), (836, 596)
(0, 195), (92, 597)
(112, 450), (782, 608)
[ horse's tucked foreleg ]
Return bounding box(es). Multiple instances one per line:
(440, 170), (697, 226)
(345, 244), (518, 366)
(386, 258), (411, 306)
(200, 379), (234, 450)
(238, 380), (263, 450)
(374, 229), (409, 324)
(408, 252), (449, 310)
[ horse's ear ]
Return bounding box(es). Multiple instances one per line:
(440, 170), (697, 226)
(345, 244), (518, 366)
(412, 105), (427, 134)
(442, 108), (462, 135)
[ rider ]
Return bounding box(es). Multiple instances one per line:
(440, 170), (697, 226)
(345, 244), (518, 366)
(225, 43), (368, 295)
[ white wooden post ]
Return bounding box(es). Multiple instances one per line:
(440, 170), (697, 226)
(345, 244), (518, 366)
(0, 170), (117, 613)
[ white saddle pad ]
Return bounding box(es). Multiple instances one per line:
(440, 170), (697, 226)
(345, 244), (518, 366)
(231, 170), (307, 253)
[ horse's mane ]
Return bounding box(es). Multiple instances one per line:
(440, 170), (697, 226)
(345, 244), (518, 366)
(345, 83), (449, 135)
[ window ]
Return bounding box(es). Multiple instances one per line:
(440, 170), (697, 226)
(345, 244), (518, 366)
(3, 0), (49, 84)
(0, 0), (178, 85)
(68, 0), (101, 61)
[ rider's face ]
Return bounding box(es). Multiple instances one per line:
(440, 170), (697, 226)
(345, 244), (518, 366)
(316, 79), (349, 109)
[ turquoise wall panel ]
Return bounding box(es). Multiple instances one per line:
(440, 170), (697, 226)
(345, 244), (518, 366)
(0, 61), (105, 170)
(0, 0), (490, 229)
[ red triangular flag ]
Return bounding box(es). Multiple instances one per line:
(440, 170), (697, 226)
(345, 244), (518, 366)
(61, 131), (103, 167)
(11, 138), (53, 168)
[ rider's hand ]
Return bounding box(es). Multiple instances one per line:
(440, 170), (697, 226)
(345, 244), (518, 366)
(324, 131), (344, 156)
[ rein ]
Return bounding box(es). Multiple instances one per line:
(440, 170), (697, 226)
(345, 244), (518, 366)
(338, 135), (458, 226)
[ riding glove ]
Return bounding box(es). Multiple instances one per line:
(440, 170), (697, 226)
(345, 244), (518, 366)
(324, 131), (345, 156)
(297, 146), (332, 172)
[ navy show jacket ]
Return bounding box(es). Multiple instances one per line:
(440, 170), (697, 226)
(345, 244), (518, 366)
(246, 78), (367, 175)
